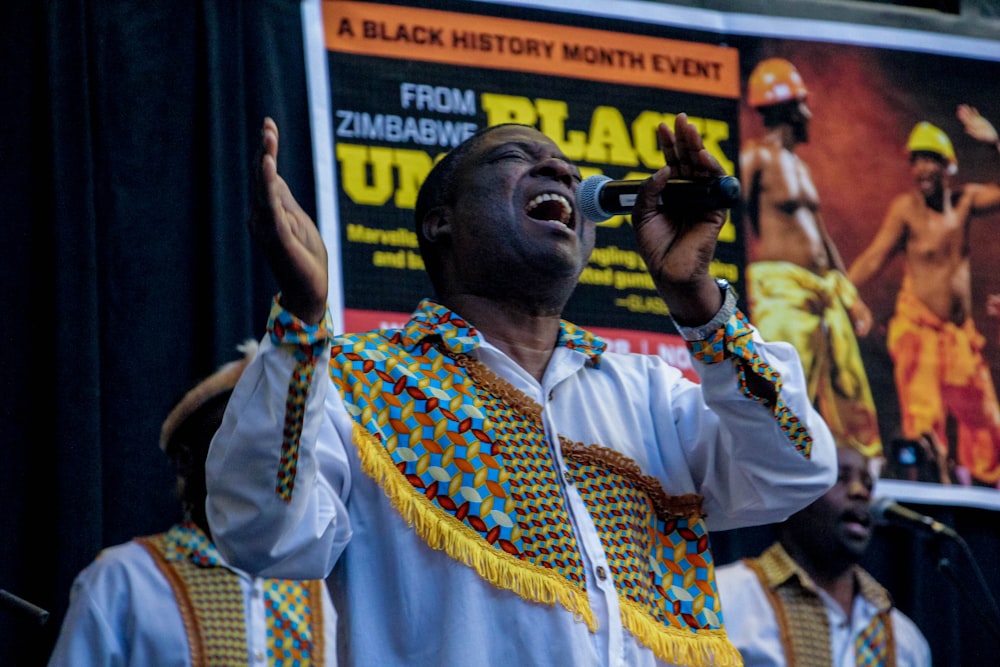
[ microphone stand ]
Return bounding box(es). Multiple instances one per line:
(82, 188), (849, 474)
(0, 589), (49, 626)
(932, 532), (1000, 643)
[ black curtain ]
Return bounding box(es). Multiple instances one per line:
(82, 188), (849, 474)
(1, 1), (998, 665)
(1, 1), (315, 664)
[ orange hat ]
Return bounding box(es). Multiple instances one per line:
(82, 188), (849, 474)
(159, 340), (257, 451)
(747, 58), (809, 108)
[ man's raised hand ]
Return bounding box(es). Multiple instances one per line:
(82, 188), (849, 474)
(250, 117), (329, 325)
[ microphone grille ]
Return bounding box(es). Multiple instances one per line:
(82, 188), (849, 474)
(576, 174), (612, 223)
(869, 496), (895, 525)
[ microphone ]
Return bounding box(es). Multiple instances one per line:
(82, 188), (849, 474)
(576, 174), (742, 222)
(870, 497), (959, 540)
(0, 589), (50, 626)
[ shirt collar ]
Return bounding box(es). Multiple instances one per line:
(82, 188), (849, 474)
(399, 299), (607, 363)
(162, 521), (226, 568)
(759, 542), (893, 612)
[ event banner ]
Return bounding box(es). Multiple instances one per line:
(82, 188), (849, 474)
(321, 0), (743, 380)
(307, 0), (1000, 508)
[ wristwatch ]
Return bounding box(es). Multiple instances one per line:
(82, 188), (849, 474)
(674, 278), (737, 341)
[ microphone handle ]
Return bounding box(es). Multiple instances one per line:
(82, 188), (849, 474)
(599, 176), (741, 213)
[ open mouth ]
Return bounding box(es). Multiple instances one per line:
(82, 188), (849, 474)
(841, 508), (872, 537)
(525, 192), (574, 229)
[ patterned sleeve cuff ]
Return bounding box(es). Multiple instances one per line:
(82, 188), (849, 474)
(686, 308), (754, 365)
(266, 295), (333, 503)
(267, 295), (332, 361)
(689, 309), (813, 456)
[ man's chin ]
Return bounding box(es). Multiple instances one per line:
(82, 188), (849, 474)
(839, 522), (872, 557)
(842, 535), (871, 560)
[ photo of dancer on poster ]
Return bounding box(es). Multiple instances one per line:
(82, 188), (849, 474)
(848, 106), (1000, 488)
(739, 57), (882, 460)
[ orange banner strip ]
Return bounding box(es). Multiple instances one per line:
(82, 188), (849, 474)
(323, 1), (739, 98)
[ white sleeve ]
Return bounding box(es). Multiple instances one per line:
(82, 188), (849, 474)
(206, 332), (353, 580)
(890, 609), (932, 667)
(47, 544), (189, 667)
(47, 568), (128, 667)
(677, 328), (838, 531)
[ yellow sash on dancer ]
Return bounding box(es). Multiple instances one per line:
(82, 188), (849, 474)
(747, 261), (881, 457)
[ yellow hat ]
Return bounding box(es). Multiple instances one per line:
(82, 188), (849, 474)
(747, 58), (809, 108)
(907, 121), (957, 168)
(159, 340), (257, 451)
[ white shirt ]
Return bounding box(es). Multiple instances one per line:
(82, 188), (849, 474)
(206, 301), (837, 666)
(47, 525), (338, 667)
(716, 557), (932, 667)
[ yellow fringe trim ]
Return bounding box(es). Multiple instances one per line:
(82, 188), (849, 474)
(353, 423), (598, 633)
(620, 598), (743, 667)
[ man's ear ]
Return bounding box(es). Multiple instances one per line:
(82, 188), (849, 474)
(422, 206), (452, 244)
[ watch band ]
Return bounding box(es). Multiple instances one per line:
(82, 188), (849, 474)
(673, 279), (737, 341)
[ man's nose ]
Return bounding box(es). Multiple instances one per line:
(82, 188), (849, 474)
(533, 158), (576, 187)
(848, 478), (872, 499)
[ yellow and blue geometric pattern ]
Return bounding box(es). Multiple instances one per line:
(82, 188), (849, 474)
(329, 302), (594, 576)
(270, 297), (331, 502)
(262, 298), (815, 667)
(139, 522), (319, 666)
(283, 300), (738, 665)
(148, 522), (321, 666)
(264, 579), (318, 666)
(563, 442), (722, 632)
(856, 613), (889, 667)
(689, 309), (813, 458)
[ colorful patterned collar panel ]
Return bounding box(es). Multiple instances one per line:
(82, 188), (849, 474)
(329, 302), (739, 666)
(754, 541), (892, 612)
(398, 299), (608, 364)
(160, 521), (225, 568)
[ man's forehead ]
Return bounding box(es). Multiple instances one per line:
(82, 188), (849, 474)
(475, 124), (558, 150)
(836, 445), (868, 469)
(910, 150), (946, 164)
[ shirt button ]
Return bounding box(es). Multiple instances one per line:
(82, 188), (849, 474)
(564, 472), (573, 485)
(254, 651), (265, 662)
(548, 390), (554, 401)
(596, 566), (607, 581)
